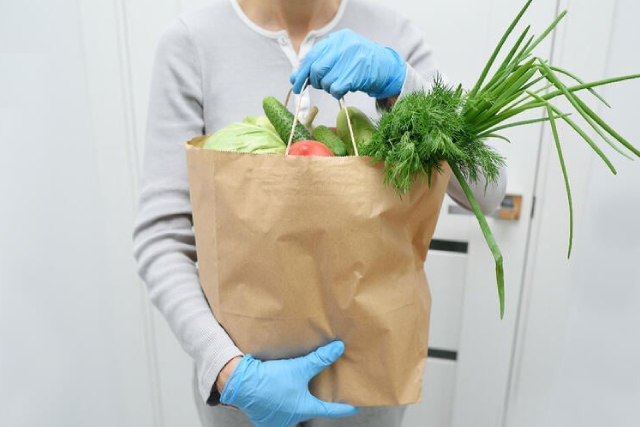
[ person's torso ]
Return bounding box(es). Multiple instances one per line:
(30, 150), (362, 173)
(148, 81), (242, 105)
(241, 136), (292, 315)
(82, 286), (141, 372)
(176, 0), (428, 133)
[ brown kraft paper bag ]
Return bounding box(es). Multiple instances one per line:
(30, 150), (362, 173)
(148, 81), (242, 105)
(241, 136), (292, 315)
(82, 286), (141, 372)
(185, 135), (450, 406)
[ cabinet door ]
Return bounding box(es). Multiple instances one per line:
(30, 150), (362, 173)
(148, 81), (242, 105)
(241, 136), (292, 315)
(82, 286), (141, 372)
(372, 1), (559, 426)
(505, 0), (640, 425)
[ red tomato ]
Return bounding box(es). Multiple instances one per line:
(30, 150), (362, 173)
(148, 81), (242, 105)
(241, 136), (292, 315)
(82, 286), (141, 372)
(288, 140), (335, 157)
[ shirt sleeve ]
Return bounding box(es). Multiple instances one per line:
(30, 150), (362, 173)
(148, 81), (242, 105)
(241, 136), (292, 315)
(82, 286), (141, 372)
(132, 18), (243, 405)
(396, 21), (508, 215)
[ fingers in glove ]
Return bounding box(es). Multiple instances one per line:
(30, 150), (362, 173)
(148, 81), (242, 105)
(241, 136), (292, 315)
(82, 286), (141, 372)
(315, 396), (361, 418)
(298, 340), (345, 380)
(309, 55), (338, 92)
(322, 59), (371, 99)
(290, 41), (331, 94)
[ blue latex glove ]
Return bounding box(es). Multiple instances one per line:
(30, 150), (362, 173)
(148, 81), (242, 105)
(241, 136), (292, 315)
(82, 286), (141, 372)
(220, 341), (360, 427)
(290, 29), (406, 99)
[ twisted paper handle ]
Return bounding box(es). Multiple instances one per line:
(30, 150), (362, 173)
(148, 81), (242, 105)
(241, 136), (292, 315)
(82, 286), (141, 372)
(284, 80), (358, 156)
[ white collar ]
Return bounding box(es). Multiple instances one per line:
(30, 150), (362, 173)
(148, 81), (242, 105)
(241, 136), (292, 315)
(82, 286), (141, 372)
(228, 0), (349, 40)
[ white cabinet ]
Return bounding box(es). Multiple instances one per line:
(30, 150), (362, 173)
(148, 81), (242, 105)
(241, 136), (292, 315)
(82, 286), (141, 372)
(404, 359), (457, 427)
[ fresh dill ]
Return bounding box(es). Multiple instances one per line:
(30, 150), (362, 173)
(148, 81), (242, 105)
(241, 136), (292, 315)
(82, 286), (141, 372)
(362, 77), (505, 194)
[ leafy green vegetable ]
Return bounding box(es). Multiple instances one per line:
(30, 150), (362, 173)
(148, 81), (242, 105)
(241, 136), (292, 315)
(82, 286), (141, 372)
(366, 79), (505, 194)
(363, 0), (640, 319)
(243, 115), (279, 134)
(203, 122), (286, 154)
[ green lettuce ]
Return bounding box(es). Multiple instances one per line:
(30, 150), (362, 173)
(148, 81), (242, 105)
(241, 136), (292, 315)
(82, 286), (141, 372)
(242, 115), (278, 134)
(203, 121), (286, 154)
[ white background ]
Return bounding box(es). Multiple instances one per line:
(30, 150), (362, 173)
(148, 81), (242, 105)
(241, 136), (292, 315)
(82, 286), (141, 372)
(1, 0), (639, 426)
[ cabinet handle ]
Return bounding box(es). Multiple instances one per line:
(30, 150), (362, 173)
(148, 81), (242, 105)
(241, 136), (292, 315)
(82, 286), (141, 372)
(448, 194), (523, 220)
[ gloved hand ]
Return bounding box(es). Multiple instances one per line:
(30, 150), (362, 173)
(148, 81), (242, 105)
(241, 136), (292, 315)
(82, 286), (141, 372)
(220, 341), (360, 427)
(290, 29), (406, 100)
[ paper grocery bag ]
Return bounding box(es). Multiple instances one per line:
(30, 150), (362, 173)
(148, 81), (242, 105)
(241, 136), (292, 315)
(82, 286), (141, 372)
(185, 135), (450, 406)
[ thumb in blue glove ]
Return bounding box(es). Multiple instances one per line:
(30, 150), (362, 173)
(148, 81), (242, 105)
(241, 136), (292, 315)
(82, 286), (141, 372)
(220, 340), (360, 427)
(290, 29), (406, 100)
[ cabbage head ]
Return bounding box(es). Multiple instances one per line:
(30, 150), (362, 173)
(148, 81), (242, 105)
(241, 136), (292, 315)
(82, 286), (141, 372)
(243, 115), (278, 134)
(203, 121), (285, 154)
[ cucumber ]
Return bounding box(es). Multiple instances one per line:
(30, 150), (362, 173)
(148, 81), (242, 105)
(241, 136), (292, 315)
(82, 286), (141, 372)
(311, 125), (348, 156)
(262, 96), (312, 144)
(336, 106), (376, 155)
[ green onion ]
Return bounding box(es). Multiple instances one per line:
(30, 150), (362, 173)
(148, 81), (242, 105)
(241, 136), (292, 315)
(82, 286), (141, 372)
(363, 0), (640, 318)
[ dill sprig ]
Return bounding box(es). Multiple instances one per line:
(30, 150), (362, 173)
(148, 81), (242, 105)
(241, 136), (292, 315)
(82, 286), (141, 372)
(363, 78), (505, 194)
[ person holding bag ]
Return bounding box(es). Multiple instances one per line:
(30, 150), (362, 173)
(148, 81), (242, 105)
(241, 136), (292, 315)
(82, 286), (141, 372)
(132, 1), (507, 426)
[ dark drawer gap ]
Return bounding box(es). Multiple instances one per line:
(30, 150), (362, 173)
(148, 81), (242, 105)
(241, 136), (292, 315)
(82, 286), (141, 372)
(428, 348), (458, 361)
(429, 239), (469, 254)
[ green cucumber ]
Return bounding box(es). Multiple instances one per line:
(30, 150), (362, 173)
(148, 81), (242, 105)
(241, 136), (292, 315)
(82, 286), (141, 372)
(262, 96), (312, 144)
(336, 106), (376, 155)
(311, 125), (348, 156)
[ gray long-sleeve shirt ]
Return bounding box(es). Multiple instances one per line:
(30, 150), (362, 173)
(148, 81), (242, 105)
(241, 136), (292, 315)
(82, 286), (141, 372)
(133, 0), (507, 404)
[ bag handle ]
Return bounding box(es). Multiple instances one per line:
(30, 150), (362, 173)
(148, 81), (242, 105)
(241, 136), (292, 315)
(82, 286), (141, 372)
(284, 79), (359, 156)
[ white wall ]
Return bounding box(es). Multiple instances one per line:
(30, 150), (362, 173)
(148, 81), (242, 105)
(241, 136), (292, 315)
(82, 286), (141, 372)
(506, 0), (640, 425)
(0, 1), (156, 426)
